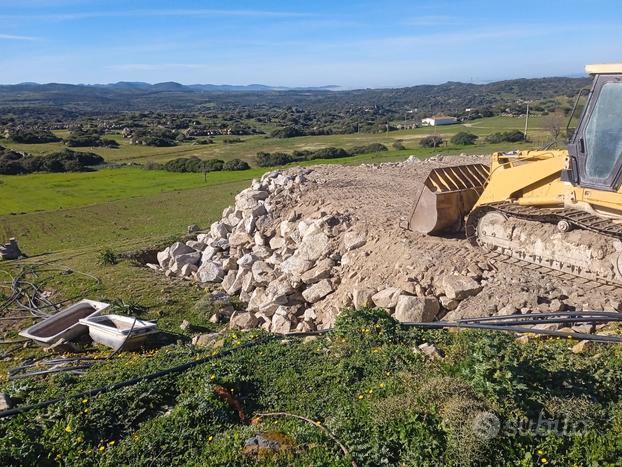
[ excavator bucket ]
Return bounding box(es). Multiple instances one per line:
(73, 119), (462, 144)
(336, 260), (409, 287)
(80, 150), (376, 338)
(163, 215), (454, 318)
(408, 163), (489, 235)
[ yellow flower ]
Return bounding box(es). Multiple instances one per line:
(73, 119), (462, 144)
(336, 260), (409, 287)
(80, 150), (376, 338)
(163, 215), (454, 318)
(65, 425), (72, 433)
(315, 421), (321, 426)
(77, 436), (84, 443)
(99, 446), (105, 452)
(83, 409), (89, 414)
(210, 374), (216, 380)
(541, 458), (548, 465)
(82, 399), (88, 404)
(379, 383), (385, 389)
(108, 441), (115, 446)
(208, 436), (213, 441)
(368, 389), (373, 394)
(357, 395), (364, 400)
(537, 450), (544, 455)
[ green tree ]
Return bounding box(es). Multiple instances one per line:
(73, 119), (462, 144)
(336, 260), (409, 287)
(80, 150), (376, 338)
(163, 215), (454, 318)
(451, 132), (479, 145)
(419, 136), (444, 148)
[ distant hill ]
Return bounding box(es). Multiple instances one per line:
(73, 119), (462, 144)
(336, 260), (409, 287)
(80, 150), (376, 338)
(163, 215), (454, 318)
(9, 81), (341, 93)
(0, 77), (590, 118)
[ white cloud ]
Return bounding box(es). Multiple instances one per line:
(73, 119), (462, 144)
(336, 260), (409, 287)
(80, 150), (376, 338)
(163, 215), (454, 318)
(403, 15), (459, 27)
(0, 33), (37, 40)
(107, 63), (210, 71)
(0, 9), (313, 21)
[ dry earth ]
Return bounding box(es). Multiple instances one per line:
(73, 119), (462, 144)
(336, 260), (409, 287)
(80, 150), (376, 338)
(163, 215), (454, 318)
(154, 156), (622, 332)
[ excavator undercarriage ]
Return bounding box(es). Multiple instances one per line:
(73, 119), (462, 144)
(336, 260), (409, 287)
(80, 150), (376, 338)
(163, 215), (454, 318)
(409, 64), (622, 287)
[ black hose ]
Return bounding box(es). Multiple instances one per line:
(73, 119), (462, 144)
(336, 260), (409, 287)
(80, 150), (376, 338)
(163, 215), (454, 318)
(1, 312), (620, 419)
(0, 335), (275, 419)
(401, 321), (622, 343)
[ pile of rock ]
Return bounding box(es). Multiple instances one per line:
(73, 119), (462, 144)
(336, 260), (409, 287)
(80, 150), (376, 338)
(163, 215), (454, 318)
(155, 168), (338, 332)
(152, 166), (493, 333)
(153, 158), (622, 335)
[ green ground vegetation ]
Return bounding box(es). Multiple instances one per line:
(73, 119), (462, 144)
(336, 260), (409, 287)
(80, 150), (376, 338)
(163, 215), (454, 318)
(0, 116), (552, 166)
(0, 120), (606, 465)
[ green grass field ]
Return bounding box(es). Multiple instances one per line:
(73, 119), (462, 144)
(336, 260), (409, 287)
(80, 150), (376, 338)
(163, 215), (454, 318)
(1, 119), (621, 466)
(1, 116), (552, 165)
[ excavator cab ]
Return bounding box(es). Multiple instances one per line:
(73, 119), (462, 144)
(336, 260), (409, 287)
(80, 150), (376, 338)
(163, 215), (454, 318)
(410, 64), (622, 235)
(567, 65), (622, 191)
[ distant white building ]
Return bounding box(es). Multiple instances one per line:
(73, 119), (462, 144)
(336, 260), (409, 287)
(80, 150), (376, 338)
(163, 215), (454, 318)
(421, 116), (458, 126)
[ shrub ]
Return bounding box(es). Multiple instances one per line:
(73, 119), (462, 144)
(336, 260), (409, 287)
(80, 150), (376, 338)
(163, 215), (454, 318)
(306, 147), (349, 160)
(203, 159), (225, 172)
(333, 308), (401, 346)
(485, 130), (525, 144)
(256, 152), (295, 167)
(270, 126), (304, 138)
(222, 137), (242, 144)
(7, 128), (61, 144)
(392, 140), (406, 150)
(64, 132), (119, 148)
(451, 132), (479, 145)
(97, 248), (118, 266)
(419, 136), (444, 148)
(161, 157), (228, 173)
(222, 159), (250, 171)
(256, 143), (388, 167)
(349, 143), (388, 155)
(0, 148), (104, 175)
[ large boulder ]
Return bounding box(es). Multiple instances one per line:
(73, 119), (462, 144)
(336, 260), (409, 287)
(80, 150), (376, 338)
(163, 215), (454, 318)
(237, 253), (256, 270)
(169, 241), (194, 258)
(302, 279), (334, 304)
(343, 229), (367, 251)
(442, 275), (482, 300)
(210, 222), (229, 240)
(174, 252), (201, 267)
(157, 247), (172, 268)
(251, 261), (274, 285)
(352, 288), (375, 309)
(271, 314), (292, 334)
(372, 287), (402, 309)
(247, 287), (268, 313)
(265, 276), (295, 305)
(301, 258), (334, 285)
(230, 312), (259, 330)
(280, 255), (314, 278)
(229, 232), (253, 248)
(269, 236), (286, 250)
(197, 261), (224, 283)
(394, 295), (439, 323)
(201, 246), (218, 262)
(180, 264), (198, 277)
(185, 240), (207, 251)
(298, 232), (329, 261)
(222, 270), (245, 295)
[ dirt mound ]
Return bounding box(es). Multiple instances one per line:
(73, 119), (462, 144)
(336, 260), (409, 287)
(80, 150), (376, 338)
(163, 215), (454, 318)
(153, 156), (622, 332)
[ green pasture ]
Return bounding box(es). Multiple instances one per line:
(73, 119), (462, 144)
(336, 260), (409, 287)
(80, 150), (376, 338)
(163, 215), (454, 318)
(1, 116), (552, 165)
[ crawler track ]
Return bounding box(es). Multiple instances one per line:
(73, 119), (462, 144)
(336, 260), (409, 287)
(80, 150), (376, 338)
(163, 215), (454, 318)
(466, 202), (622, 288)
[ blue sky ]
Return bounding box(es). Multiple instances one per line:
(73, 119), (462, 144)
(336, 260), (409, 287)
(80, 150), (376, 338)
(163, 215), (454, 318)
(1, 0), (621, 88)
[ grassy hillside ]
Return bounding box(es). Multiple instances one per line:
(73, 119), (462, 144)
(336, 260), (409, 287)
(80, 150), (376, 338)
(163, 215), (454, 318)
(0, 143), (620, 465)
(0, 116), (551, 165)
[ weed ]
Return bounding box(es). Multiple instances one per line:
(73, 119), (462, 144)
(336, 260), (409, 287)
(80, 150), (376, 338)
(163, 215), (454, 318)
(97, 248), (118, 266)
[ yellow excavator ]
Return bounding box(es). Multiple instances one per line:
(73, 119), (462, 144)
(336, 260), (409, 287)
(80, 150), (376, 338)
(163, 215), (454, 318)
(410, 64), (622, 285)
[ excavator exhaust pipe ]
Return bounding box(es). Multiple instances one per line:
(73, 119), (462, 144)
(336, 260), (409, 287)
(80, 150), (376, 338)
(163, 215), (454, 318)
(408, 163), (489, 235)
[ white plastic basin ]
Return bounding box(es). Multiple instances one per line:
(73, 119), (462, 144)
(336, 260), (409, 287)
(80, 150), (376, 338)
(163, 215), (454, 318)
(19, 299), (110, 346)
(78, 314), (158, 350)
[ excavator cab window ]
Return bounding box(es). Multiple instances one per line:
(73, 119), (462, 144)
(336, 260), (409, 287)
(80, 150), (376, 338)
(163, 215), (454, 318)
(584, 82), (622, 181)
(570, 74), (622, 190)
